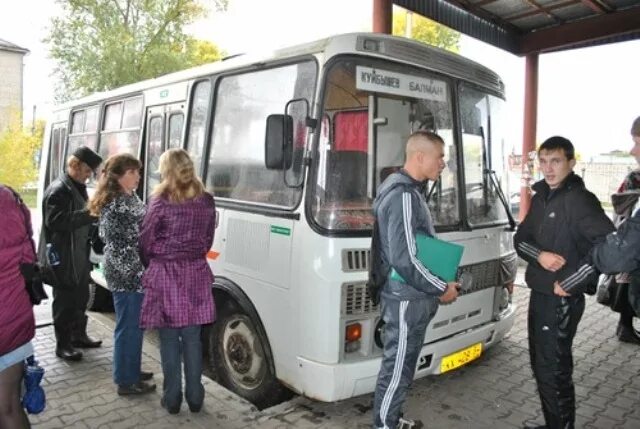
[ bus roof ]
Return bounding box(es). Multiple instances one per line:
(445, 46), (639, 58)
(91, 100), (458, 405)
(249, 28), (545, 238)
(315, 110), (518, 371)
(52, 33), (504, 112)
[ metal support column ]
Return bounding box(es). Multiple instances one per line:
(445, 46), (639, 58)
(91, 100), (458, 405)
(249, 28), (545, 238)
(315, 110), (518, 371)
(373, 0), (392, 34)
(520, 53), (539, 222)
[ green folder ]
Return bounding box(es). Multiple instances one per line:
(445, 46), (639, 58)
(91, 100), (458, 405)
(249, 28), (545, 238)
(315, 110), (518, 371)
(390, 234), (464, 283)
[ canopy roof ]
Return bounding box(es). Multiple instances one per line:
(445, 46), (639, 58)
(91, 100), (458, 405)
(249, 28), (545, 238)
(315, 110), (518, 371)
(394, 0), (640, 55)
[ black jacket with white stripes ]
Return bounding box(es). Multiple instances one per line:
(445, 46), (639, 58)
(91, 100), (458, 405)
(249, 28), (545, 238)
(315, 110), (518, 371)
(514, 172), (614, 295)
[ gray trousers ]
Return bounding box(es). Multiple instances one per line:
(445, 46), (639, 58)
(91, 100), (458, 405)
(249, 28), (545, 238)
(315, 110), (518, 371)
(373, 297), (439, 429)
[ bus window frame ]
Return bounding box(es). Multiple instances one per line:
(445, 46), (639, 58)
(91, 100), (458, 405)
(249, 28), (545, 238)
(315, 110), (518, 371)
(97, 94), (145, 159)
(198, 55), (319, 216)
(184, 77), (214, 178)
(66, 104), (101, 160)
(306, 54), (464, 238)
(455, 80), (510, 230)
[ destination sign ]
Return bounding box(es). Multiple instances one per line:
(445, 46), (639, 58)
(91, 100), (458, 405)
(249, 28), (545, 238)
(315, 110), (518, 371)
(356, 66), (447, 102)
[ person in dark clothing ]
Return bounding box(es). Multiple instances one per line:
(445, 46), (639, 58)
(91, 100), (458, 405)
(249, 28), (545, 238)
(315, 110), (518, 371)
(514, 136), (615, 429)
(39, 146), (103, 361)
(609, 116), (640, 343)
(372, 131), (458, 429)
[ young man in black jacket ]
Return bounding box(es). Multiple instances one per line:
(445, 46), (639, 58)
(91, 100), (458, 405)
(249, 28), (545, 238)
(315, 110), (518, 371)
(39, 146), (103, 361)
(514, 136), (614, 429)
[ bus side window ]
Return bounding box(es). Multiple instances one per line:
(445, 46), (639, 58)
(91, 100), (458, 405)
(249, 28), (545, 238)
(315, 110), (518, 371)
(98, 96), (144, 160)
(186, 80), (212, 177)
(168, 113), (184, 149)
(67, 106), (99, 156)
(206, 61), (317, 207)
(49, 127), (62, 184)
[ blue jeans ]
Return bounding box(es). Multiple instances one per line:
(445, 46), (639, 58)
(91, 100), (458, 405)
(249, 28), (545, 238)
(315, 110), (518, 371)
(158, 325), (204, 409)
(112, 291), (144, 385)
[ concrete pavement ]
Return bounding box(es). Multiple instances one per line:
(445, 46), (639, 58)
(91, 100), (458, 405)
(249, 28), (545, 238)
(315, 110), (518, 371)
(28, 280), (640, 428)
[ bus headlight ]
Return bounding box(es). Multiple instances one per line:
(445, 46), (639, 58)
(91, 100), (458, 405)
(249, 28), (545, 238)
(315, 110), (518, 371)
(499, 286), (511, 311)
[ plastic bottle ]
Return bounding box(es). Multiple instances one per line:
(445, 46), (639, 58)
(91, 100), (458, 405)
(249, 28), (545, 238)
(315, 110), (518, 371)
(46, 243), (60, 266)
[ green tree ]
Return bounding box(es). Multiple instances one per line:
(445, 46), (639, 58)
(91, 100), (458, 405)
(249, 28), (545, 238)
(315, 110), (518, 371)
(393, 8), (460, 52)
(0, 112), (44, 190)
(46, 0), (227, 100)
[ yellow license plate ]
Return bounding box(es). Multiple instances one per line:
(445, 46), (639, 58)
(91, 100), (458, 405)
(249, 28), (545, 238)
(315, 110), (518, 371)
(440, 343), (482, 373)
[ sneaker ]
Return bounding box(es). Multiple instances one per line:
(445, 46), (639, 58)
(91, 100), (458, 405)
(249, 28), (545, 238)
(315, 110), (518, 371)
(161, 398), (180, 414)
(397, 417), (415, 429)
(117, 381), (156, 396)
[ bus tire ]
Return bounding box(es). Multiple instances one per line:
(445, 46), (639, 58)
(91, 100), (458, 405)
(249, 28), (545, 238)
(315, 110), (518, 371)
(209, 306), (288, 409)
(87, 282), (114, 312)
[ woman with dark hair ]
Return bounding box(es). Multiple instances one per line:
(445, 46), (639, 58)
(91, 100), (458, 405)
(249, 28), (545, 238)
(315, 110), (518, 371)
(139, 149), (216, 414)
(0, 185), (36, 428)
(88, 154), (156, 395)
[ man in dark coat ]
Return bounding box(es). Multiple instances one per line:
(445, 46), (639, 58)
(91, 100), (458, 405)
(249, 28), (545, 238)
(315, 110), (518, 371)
(514, 136), (615, 429)
(39, 146), (103, 361)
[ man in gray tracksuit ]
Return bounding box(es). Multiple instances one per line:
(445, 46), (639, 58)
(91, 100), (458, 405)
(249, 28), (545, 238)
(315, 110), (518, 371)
(372, 131), (459, 429)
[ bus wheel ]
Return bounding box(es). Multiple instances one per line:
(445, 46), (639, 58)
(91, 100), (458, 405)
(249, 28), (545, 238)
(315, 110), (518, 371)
(210, 308), (288, 409)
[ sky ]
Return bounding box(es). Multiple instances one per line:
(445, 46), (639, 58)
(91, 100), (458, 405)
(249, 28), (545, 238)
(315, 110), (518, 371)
(1, 0), (638, 158)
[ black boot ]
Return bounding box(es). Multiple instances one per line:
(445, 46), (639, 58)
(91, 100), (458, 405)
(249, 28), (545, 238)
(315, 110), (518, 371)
(56, 343), (83, 361)
(616, 321), (640, 344)
(55, 324), (83, 361)
(71, 315), (102, 348)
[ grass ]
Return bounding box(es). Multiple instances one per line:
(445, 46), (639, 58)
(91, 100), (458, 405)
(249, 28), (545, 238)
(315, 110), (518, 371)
(19, 188), (38, 208)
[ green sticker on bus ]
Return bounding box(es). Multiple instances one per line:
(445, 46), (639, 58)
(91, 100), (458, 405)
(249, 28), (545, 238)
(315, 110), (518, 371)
(270, 225), (291, 236)
(159, 89), (169, 98)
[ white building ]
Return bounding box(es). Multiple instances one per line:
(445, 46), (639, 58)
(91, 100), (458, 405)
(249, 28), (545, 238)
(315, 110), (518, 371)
(0, 38), (29, 132)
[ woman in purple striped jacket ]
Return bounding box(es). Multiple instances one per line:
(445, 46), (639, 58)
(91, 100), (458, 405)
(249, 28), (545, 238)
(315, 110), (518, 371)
(139, 149), (216, 414)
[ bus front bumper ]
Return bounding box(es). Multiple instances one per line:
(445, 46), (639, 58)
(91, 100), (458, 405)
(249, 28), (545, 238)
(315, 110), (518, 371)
(295, 303), (516, 402)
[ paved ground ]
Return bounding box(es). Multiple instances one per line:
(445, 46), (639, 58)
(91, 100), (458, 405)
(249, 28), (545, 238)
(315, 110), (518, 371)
(28, 274), (640, 429)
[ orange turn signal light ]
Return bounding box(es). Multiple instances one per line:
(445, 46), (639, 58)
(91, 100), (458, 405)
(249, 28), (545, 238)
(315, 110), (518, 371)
(345, 323), (362, 343)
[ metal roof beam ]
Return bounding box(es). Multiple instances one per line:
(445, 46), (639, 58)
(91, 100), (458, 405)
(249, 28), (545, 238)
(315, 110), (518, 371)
(580, 0), (612, 14)
(394, 0), (522, 52)
(505, 0), (579, 22)
(518, 6), (640, 54)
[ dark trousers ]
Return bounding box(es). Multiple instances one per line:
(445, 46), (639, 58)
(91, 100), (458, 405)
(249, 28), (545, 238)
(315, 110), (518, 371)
(528, 290), (585, 429)
(52, 282), (89, 346)
(373, 297), (439, 429)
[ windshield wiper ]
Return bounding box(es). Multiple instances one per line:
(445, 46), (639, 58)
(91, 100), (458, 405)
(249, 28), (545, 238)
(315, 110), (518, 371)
(485, 169), (516, 230)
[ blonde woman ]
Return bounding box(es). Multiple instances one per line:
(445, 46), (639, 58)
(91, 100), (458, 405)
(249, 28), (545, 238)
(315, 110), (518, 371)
(139, 149), (216, 414)
(88, 154), (156, 396)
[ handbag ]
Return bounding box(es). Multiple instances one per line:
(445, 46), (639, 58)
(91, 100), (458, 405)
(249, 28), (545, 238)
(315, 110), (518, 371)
(596, 274), (617, 307)
(19, 263), (48, 305)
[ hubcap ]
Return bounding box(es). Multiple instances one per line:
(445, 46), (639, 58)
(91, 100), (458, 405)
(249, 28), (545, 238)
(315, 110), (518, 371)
(222, 315), (266, 390)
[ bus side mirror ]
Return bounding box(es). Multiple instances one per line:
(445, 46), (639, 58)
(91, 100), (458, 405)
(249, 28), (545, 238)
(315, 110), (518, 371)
(265, 114), (293, 170)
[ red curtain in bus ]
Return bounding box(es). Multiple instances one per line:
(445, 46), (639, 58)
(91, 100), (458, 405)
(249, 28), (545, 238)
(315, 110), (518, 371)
(334, 110), (368, 152)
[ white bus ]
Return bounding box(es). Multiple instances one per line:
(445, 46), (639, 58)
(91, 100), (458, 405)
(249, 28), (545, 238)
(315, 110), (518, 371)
(38, 33), (518, 408)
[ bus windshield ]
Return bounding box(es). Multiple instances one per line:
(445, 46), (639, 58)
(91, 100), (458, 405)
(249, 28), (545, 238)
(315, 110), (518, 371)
(459, 84), (509, 226)
(311, 59), (460, 232)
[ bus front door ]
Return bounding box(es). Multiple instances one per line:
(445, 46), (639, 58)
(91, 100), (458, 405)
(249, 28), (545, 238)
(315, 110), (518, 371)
(143, 103), (185, 200)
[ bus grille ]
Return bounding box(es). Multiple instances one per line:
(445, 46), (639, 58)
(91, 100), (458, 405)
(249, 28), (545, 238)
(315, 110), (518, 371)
(342, 249), (370, 272)
(457, 259), (501, 295)
(342, 282), (379, 316)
